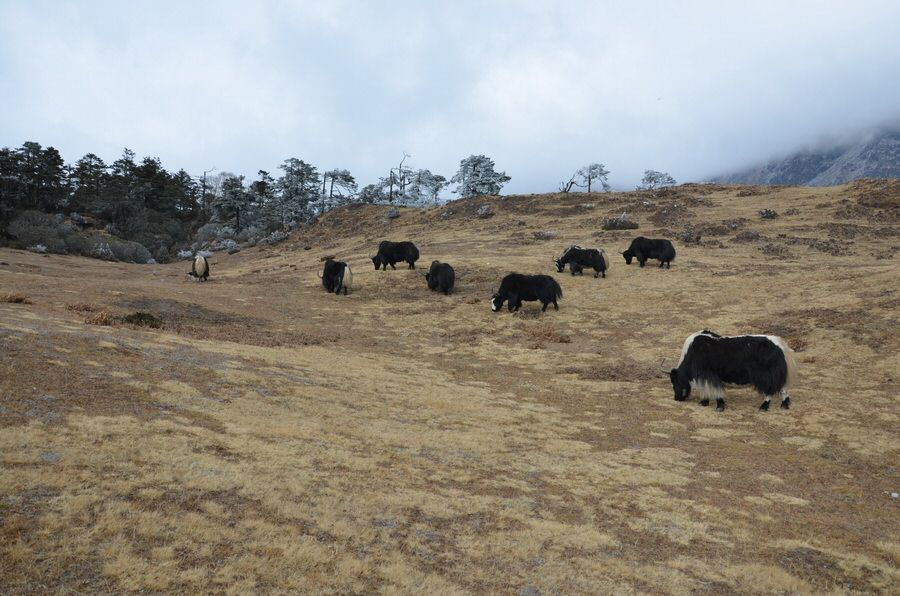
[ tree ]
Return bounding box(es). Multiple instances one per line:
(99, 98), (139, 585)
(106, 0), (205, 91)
(411, 169), (448, 204)
(578, 163), (611, 193)
(320, 168), (358, 211)
(639, 170), (676, 193)
(215, 173), (249, 231)
(451, 155), (510, 197)
(277, 158), (319, 226)
(70, 153), (107, 213)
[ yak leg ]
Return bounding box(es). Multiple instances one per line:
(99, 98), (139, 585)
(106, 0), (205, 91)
(759, 395), (772, 411)
(780, 389), (791, 409)
(716, 398), (726, 411)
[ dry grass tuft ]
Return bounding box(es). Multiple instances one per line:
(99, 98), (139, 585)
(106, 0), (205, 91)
(84, 310), (115, 326)
(66, 302), (100, 313)
(1, 292), (31, 304)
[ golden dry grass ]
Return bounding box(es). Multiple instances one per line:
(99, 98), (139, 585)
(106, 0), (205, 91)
(1, 181), (899, 594)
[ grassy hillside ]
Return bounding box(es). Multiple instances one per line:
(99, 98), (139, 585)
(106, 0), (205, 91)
(1, 181), (898, 593)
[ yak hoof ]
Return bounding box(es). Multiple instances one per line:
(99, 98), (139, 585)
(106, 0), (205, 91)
(715, 399), (725, 412)
(759, 401), (770, 411)
(781, 397), (791, 409)
(699, 398), (709, 407)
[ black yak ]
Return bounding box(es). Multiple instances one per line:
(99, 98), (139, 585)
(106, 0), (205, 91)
(670, 330), (798, 411)
(491, 274), (562, 313)
(555, 245), (610, 278)
(188, 254), (209, 282)
(372, 240), (420, 270)
(425, 261), (455, 295)
(319, 258), (351, 295)
(622, 237), (676, 268)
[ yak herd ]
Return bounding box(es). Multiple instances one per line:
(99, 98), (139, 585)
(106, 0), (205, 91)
(189, 233), (797, 412)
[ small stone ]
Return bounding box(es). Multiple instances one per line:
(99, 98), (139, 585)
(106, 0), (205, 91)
(41, 452), (61, 464)
(385, 207), (401, 219)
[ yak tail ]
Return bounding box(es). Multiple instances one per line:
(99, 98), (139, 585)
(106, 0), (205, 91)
(343, 265), (353, 291)
(783, 343), (798, 389)
(551, 277), (563, 299)
(598, 248), (610, 270)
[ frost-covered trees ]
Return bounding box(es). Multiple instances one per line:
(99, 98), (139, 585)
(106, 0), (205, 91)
(215, 174), (248, 231)
(320, 169), (358, 210)
(639, 170), (676, 192)
(578, 163), (611, 192)
(277, 158), (319, 225)
(560, 163), (611, 193)
(451, 155), (510, 197)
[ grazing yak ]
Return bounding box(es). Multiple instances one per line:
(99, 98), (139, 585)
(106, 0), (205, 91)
(425, 261), (455, 295)
(491, 273), (562, 313)
(622, 237), (676, 268)
(319, 258), (352, 295)
(670, 330), (798, 411)
(188, 254), (209, 282)
(555, 245), (610, 278)
(372, 240), (420, 270)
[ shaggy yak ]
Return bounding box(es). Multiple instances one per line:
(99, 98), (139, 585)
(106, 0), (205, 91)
(372, 240), (420, 270)
(670, 330), (798, 411)
(188, 254), (209, 281)
(425, 261), (455, 295)
(622, 237), (676, 268)
(555, 245), (610, 278)
(491, 273), (562, 313)
(319, 258), (352, 295)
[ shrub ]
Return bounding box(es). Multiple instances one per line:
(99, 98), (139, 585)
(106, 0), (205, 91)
(602, 214), (639, 230)
(197, 223), (236, 243)
(121, 311), (162, 328)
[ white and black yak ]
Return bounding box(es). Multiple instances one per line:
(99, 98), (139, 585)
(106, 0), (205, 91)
(319, 258), (352, 295)
(670, 330), (798, 411)
(622, 237), (676, 268)
(188, 254), (209, 282)
(425, 260), (455, 295)
(372, 240), (420, 270)
(555, 245), (610, 278)
(491, 273), (562, 313)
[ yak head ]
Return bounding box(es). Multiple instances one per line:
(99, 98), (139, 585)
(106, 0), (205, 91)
(554, 258), (565, 273)
(371, 255), (381, 269)
(490, 292), (503, 312)
(622, 249), (634, 265)
(670, 369), (690, 401)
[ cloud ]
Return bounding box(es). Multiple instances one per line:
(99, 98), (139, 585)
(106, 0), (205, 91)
(2, 0), (900, 192)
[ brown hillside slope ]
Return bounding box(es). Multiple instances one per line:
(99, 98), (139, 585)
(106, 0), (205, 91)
(1, 182), (898, 593)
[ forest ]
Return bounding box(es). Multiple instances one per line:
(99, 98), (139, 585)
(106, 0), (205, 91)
(0, 142), (514, 263)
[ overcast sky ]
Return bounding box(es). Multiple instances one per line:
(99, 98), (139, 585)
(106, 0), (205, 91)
(2, 1), (900, 193)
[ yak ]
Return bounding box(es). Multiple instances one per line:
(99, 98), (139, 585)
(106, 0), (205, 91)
(555, 245), (610, 278)
(491, 273), (562, 313)
(622, 237), (676, 268)
(372, 240), (420, 270)
(319, 258), (352, 295)
(188, 254), (209, 282)
(425, 260), (455, 295)
(670, 330), (798, 411)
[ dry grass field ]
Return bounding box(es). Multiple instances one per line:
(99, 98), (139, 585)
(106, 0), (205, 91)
(1, 181), (898, 594)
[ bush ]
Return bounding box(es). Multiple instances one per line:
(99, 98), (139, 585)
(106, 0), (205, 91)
(601, 214), (639, 230)
(197, 223), (236, 243)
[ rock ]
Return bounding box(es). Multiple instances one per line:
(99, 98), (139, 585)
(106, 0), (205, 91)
(532, 230), (558, 240)
(517, 585), (541, 596)
(439, 210), (453, 220)
(678, 229), (702, 244)
(477, 205), (494, 219)
(227, 246), (241, 255)
(177, 249), (194, 260)
(385, 207), (401, 219)
(759, 208), (779, 219)
(41, 452), (61, 464)
(27, 244), (47, 254)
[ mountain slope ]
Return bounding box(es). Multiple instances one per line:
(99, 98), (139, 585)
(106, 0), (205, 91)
(713, 129), (900, 185)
